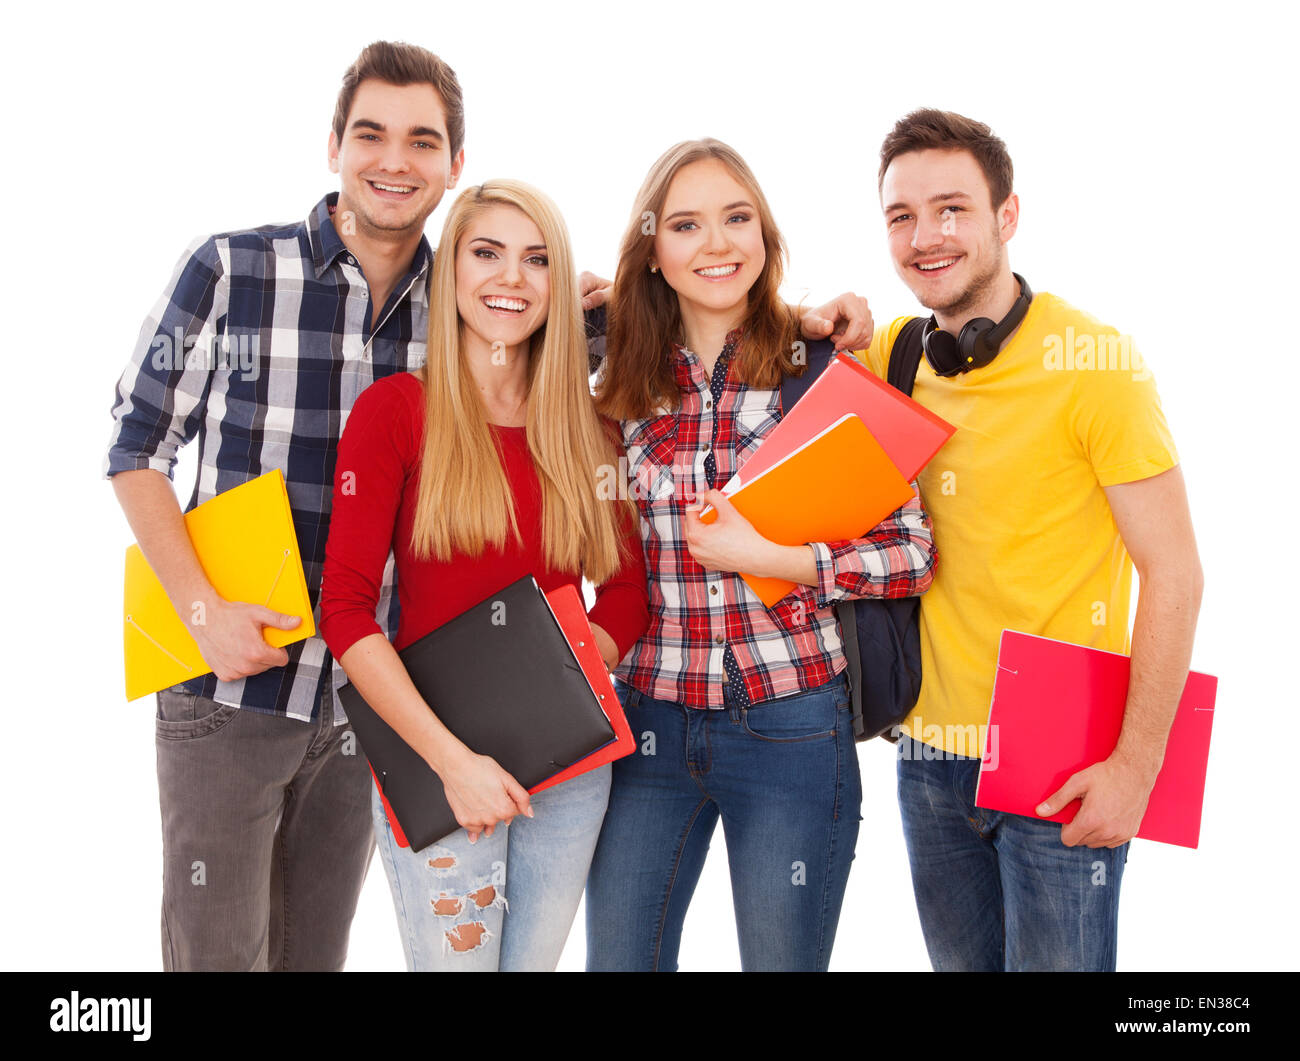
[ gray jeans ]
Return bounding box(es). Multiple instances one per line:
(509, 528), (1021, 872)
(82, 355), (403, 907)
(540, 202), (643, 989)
(154, 682), (374, 970)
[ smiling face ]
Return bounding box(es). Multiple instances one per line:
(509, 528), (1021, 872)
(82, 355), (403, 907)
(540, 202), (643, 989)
(328, 78), (465, 239)
(454, 203), (551, 356)
(652, 158), (766, 329)
(881, 147), (1017, 321)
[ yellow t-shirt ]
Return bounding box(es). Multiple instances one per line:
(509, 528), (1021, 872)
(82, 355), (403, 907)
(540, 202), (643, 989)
(861, 292), (1179, 757)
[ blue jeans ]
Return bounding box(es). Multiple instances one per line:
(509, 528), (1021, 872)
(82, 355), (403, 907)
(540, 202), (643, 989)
(896, 734), (1128, 971)
(371, 763), (610, 971)
(585, 675), (862, 971)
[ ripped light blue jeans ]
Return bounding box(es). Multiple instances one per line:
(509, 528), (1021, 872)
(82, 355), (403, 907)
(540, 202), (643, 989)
(371, 763), (610, 971)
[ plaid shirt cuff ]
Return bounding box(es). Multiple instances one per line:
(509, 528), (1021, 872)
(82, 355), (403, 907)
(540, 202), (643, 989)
(808, 488), (936, 607)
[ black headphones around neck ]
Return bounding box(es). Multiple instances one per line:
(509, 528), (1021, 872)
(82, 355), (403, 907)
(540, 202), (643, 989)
(921, 273), (1033, 377)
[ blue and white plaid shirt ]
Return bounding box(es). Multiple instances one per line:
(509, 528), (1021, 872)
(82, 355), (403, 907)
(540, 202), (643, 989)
(106, 192), (430, 722)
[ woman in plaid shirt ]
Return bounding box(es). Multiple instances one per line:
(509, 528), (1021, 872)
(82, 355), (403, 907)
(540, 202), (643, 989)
(585, 139), (937, 971)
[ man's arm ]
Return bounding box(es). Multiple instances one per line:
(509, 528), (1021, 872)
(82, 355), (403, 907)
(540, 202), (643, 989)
(107, 236), (297, 682)
(1037, 465), (1204, 847)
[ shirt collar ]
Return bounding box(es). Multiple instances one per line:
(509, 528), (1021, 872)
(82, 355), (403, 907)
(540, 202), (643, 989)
(671, 326), (744, 382)
(306, 191), (434, 282)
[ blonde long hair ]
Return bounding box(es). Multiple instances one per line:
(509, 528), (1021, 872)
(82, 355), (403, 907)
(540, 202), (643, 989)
(412, 180), (632, 583)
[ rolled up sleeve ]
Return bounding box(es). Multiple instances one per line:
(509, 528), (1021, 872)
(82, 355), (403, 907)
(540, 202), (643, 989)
(104, 235), (226, 479)
(809, 483), (936, 607)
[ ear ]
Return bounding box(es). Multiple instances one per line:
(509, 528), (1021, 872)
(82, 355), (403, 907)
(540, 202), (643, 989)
(327, 130), (341, 174)
(447, 148), (466, 189)
(997, 192), (1019, 244)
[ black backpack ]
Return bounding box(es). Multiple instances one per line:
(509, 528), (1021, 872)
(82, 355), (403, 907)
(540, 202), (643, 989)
(779, 320), (928, 741)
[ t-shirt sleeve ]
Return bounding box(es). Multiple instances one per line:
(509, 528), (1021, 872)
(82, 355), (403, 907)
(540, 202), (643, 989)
(319, 377), (417, 660)
(855, 315), (914, 381)
(1070, 344), (1180, 487)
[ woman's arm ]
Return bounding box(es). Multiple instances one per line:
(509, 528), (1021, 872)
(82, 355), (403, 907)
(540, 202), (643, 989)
(586, 431), (652, 669)
(320, 378), (531, 841)
(338, 634), (532, 842)
(682, 484), (936, 605)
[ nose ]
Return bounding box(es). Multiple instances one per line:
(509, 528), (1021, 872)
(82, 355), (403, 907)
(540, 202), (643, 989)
(703, 221), (731, 255)
(499, 255), (524, 286)
(380, 140), (411, 176)
(911, 213), (945, 253)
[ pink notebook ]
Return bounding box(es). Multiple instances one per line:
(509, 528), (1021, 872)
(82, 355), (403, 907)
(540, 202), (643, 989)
(737, 352), (955, 486)
(975, 630), (1217, 848)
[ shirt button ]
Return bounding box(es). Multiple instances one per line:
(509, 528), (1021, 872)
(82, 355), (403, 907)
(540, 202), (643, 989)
(714, 635), (724, 645)
(710, 585), (719, 595)
(346, 255), (356, 266)
(704, 399), (712, 410)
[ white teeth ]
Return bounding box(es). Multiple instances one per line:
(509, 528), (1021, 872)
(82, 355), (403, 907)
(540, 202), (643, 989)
(372, 181), (415, 193)
(696, 264), (739, 277)
(484, 296), (527, 311)
(917, 257), (958, 271)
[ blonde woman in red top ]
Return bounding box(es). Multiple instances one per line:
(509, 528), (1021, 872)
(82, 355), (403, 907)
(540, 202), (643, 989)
(320, 179), (648, 971)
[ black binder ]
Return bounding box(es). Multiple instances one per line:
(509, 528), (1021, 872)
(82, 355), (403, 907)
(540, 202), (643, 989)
(338, 575), (616, 851)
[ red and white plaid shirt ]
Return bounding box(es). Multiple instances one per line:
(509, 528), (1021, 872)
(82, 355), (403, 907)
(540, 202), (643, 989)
(615, 332), (937, 709)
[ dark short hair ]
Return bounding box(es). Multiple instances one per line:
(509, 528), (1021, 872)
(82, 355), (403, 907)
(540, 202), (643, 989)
(878, 108), (1013, 209)
(333, 41), (465, 157)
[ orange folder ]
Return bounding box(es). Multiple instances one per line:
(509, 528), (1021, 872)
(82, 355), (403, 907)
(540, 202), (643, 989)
(975, 630), (1217, 848)
(122, 469), (315, 701)
(701, 415), (914, 607)
(373, 582), (635, 849)
(739, 352), (955, 485)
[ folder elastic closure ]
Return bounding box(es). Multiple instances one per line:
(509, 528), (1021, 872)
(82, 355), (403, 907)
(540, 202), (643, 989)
(122, 469), (315, 701)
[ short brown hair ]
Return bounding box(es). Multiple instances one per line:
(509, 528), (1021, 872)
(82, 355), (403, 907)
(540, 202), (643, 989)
(333, 41), (465, 157)
(878, 109), (1013, 209)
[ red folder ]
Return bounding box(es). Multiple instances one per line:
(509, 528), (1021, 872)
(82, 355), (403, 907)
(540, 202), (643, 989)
(529, 584), (636, 793)
(373, 583), (634, 848)
(975, 630), (1217, 848)
(738, 352), (955, 485)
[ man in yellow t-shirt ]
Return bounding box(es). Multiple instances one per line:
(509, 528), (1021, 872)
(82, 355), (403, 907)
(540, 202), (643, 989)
(863, 109), (1203, 971)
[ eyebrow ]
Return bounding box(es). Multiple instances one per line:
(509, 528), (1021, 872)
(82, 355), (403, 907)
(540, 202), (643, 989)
(349, 118), (445, 142)
(883, 191), (973, 214)
(662, 199), (754, 224)
(469, 237), (548, 252)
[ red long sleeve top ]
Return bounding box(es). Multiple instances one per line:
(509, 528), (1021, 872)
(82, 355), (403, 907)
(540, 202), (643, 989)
(320, 372), (648, 663)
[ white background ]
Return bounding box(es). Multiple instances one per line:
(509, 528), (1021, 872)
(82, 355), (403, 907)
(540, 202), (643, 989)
(1, 0), (1295, 971)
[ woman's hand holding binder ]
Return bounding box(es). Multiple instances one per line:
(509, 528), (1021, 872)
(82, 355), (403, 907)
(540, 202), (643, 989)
(439, 748), (535, 843)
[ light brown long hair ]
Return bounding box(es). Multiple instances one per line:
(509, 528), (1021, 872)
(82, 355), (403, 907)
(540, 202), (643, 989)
(595, 138), (800, 420)
(411, 180), (632, 583)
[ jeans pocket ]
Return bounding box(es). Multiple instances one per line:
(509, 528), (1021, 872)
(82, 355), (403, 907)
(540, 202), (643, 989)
(155, 689), (241, 741)
(741, 691), (839, 743)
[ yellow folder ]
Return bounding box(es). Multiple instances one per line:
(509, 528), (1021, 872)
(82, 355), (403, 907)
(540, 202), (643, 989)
(700, 415), (914, 607)
(123, 469), (316, 701)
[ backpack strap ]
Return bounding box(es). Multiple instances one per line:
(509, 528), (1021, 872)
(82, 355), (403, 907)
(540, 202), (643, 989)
(887, 317), (927, 397)
(779, 338), (837, 414)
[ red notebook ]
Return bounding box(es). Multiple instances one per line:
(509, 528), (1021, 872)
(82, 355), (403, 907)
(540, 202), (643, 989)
(975, 630), (1217, 849)
(374, 583), (634, 848)
(736, 352), (955, 485)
